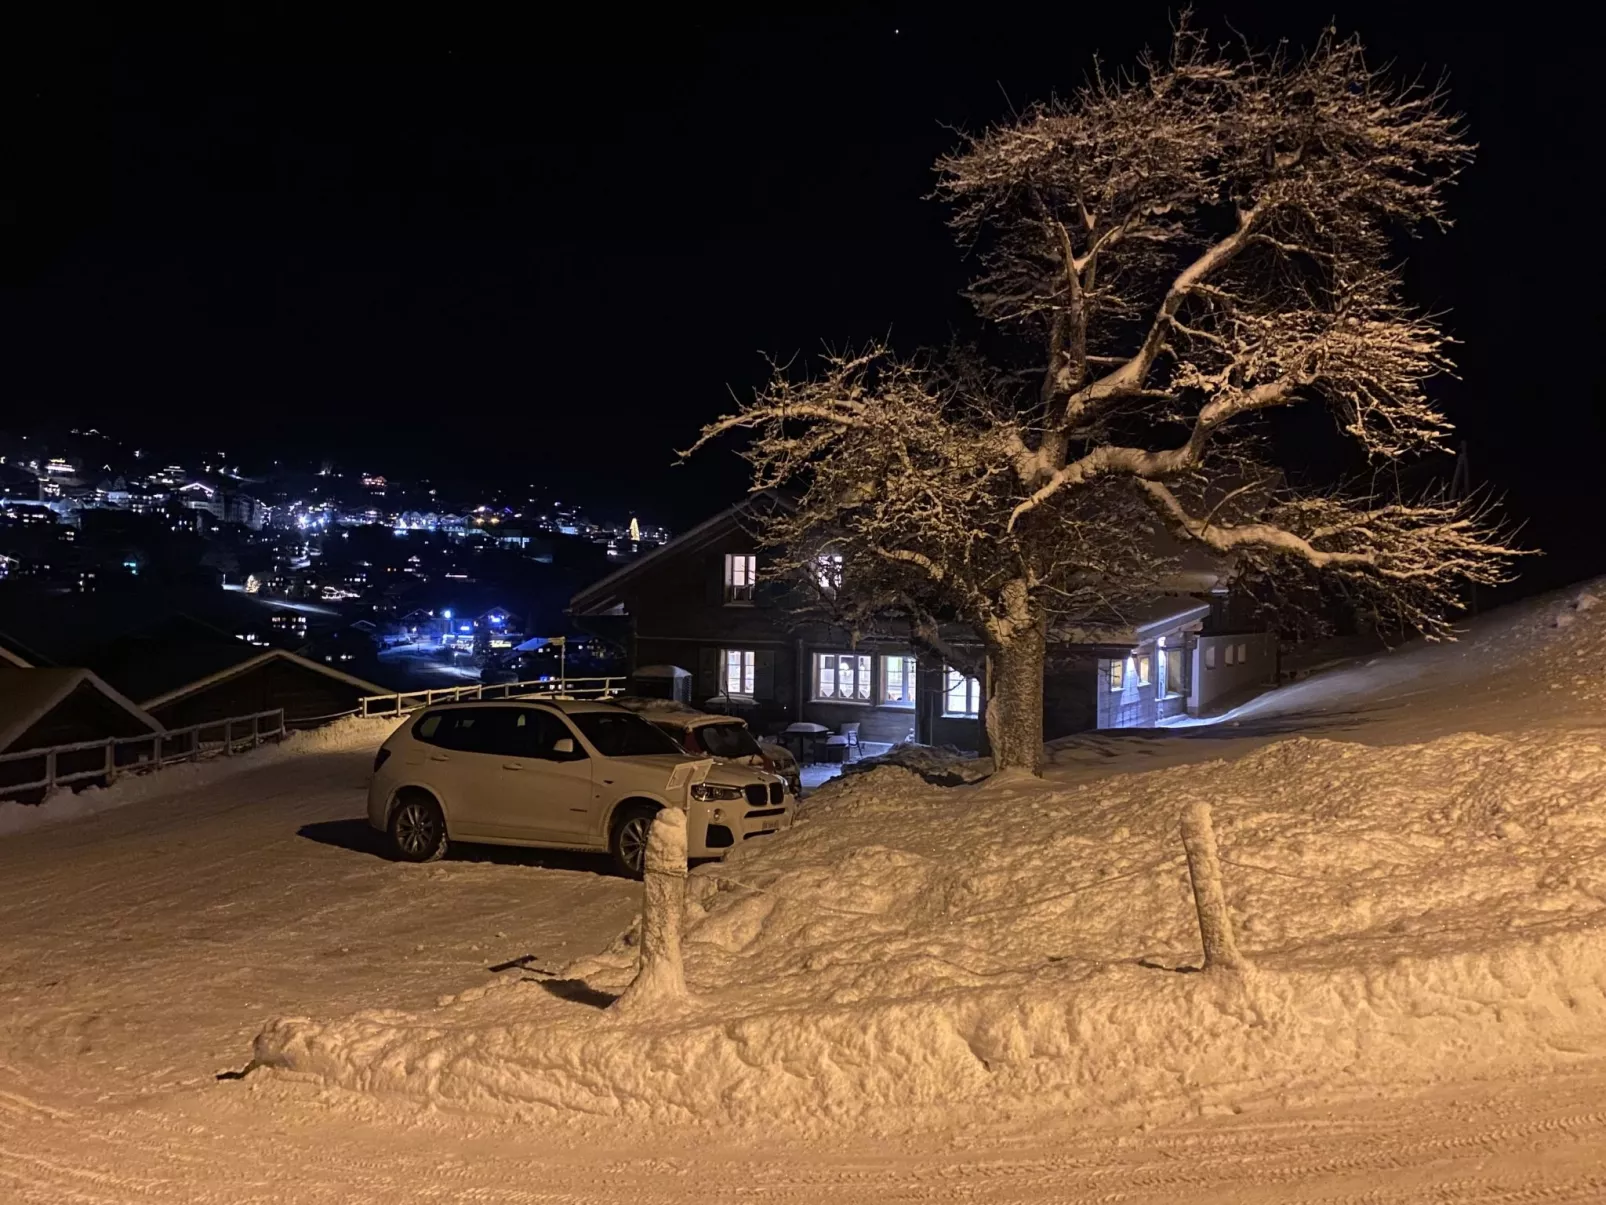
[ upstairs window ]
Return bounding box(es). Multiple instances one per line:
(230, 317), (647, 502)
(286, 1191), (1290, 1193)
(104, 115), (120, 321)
(813, 652), (871, 701)
(724, 553), (757, 603)
(944, 667), (981, 717)
(881, 655), (917, 707)
(815, 553), (844, 593)
(723, 648), (756, 696)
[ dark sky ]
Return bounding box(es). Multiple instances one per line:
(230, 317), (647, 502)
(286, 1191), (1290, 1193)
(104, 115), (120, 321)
(4, 5), (1602, 590)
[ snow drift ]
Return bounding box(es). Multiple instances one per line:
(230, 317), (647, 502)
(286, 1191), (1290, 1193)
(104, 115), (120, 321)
(254, 587), (1606, 1134)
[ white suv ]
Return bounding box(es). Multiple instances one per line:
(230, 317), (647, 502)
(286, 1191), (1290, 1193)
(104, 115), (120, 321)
(367, 699), (794, 875)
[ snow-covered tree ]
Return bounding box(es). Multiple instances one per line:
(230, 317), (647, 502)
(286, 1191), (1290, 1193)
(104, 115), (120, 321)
(688, 21), (1520, 774)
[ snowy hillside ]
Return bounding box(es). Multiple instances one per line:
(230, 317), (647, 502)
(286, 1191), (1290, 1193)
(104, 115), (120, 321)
(253, 583), (1606, 1134)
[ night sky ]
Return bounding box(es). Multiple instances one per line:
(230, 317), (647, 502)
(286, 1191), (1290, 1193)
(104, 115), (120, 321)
(4, 5), (1602, 592)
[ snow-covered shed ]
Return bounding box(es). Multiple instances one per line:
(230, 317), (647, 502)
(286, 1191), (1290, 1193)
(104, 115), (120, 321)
(139, 649), (387, 729)
(0, 666), (162, 755)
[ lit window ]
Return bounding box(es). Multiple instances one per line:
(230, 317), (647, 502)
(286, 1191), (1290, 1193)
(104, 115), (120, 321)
(724, 553), (757, 602)
(723, 649), (755, 696)
(943, 667), (981, 717)
(1163, 647), (1185, 696)
(815, 553), (843, 592)
(881, 655), (917, 707)
(813, 653), (870, 701)
(1136, 655), (1151, 686)
(1205, 645), (1217, 670)
(1110, 659), (1125, 691)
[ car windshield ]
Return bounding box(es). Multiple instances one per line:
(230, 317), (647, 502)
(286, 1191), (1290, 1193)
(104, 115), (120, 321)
(569, 711), (686, 758)
(698, 722), (762, 759)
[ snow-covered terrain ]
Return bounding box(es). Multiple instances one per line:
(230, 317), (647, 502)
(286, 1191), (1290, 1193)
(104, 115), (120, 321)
(3, 584), (1605, 1201)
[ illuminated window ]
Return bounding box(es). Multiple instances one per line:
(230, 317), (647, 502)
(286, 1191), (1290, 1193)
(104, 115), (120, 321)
(722, 649), (755, 696)
(1110, 659), (1125, 691)
(943, 667), (981, 717)
(724, 553), (757, 602)
(1205, 645), (1217, 670)
(1136, 654), (1151, 686)
(1163, 648), (1186, 696)
(815, 553), (844, 592)
(881, 655), (917, 707)
(813, 653), (870, 701)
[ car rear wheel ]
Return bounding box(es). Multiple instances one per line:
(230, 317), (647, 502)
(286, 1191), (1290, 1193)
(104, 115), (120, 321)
(609, 802), (659, 879)
(388, 791), (448, 863)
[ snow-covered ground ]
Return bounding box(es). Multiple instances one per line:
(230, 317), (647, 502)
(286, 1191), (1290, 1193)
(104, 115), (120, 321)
(3, 584), (1605, 1201)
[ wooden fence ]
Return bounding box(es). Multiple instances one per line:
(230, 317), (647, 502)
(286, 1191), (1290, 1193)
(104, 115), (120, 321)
(0, 709), (286, 800)
(356, 675), (627, 717)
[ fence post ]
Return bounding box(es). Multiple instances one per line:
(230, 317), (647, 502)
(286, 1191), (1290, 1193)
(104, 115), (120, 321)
(612, 806), (689, 1013)
(224, 719), (234, 756)
(44, 750), (57, 794)
(1179, 800), (1249, 971)
(104, 742), (117, 785)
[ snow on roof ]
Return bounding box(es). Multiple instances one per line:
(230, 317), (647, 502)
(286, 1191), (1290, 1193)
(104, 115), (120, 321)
(0, 643), (30, 669)
(568, 492), (785, 615)
(632, 664), (691, 679)
(139, 649), (387, 710)
(0, 666), (162, 753)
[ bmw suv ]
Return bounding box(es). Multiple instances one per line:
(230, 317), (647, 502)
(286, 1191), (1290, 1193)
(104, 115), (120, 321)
(367, 699), (794, 876)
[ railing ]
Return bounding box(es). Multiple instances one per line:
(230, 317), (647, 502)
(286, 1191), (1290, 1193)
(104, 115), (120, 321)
(0, 709), (287, 800)
(357, 675), (627, 718)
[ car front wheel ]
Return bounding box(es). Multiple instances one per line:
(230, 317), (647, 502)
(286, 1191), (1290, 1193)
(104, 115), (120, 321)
(609, 803), (659, 878)
(388, 791), (448, 862)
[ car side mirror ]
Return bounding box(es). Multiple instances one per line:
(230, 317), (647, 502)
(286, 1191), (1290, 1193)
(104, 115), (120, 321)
(551, 737), (577, 757)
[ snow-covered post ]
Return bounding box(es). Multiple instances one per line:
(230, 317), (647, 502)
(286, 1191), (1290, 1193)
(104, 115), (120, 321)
(612, 806), (689, 1012)
(1179, 800), (1248, 972)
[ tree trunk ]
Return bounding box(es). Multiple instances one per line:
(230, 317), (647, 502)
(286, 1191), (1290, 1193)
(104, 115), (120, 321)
(984, 624), (1046, 776)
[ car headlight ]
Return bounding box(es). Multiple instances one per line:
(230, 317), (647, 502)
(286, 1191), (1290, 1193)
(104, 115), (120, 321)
(690, 782), (746, 802)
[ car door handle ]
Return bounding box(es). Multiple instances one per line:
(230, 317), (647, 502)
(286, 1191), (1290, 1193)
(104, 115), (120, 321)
(428, 752), (450, 762)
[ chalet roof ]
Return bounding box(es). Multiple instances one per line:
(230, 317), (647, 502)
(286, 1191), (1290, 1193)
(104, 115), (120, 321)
(1052, 595), (1214, 648)
(139, 649), (387, 711)
(0, 643), (30, 669)
(0, 666), (162, 754)
(569, 493), (782, 616)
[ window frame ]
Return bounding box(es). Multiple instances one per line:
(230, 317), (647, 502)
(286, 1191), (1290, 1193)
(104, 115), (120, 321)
(880, 654), (917, 708)
(942, 666), (981, 718)
(723, 553), (757, 604)
(1135, 654), (1152, 687)
(812, 651), (872, 703)
(1163, 647), (1187, 697)
(1109, 659), (1125, 692)
(722, 648), (756, 697)
(1205, 645), (1217, 670)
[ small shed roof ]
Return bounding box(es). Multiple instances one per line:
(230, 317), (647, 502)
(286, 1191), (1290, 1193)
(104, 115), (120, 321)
(139, 649), (387, 710)
(0, 666), (163, 754)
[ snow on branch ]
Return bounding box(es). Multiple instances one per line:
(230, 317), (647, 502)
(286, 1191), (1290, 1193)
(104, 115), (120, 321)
(1138, 479), (1522, 637)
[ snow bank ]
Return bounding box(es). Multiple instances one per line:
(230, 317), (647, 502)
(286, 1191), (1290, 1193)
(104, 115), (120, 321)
(838, 743), (993, 786)
(251, 584), (1606, 1133)
(255, 725), (1606, 1133)
(0, 714), (401, 836)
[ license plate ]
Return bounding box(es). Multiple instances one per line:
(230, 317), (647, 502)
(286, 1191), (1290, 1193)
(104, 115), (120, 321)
(760, 818), (782, 832)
